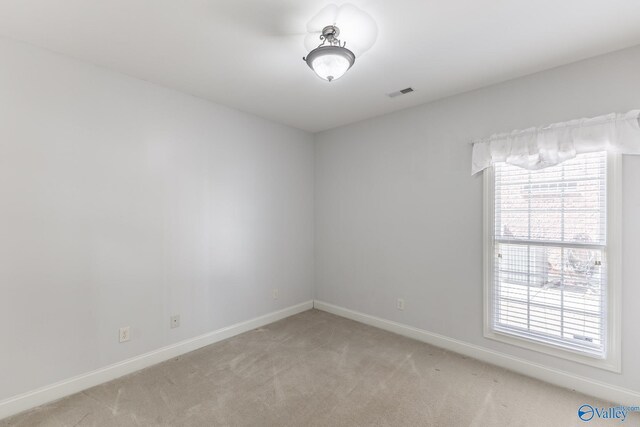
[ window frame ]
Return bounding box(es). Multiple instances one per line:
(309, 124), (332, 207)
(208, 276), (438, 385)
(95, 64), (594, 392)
(483, 152), (621, 372)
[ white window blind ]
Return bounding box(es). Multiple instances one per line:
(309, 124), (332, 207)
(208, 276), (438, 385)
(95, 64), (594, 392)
(491, 151), (607, 358)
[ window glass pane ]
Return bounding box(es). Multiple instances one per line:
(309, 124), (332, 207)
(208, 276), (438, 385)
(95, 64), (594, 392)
(495, 152), (606, 245)
(492, 152), (607, 357)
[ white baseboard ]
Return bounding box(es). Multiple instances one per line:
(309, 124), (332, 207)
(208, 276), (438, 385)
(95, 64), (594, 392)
(0, 300), (313, 420)
(314, 300), (640, 406)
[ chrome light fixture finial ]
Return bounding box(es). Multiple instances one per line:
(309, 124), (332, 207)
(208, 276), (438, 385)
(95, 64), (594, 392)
(319, 25), (341, 44)
(303, 25), (355, 82)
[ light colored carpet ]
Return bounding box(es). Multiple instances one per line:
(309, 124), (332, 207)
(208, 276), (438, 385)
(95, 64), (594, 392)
(2, 309), (636, 426)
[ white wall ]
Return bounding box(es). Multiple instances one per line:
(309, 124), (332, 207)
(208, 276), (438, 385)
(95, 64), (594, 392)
(315, 45), (640, 392)
(0, 37), (314, 401)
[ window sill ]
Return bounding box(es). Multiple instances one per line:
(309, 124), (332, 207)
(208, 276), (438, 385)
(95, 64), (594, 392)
(484, 327), (621, 373)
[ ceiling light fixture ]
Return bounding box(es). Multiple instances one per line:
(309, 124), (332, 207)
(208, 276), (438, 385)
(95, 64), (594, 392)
(303, 25), (355, 82)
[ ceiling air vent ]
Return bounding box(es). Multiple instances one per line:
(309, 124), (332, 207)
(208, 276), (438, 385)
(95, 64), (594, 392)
(387, 87), (414, 98)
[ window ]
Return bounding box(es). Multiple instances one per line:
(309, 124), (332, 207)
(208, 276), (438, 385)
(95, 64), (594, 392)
(484, 151), (621, 371)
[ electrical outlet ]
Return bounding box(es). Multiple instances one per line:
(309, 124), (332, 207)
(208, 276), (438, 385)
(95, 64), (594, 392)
(119, 326), (130, 343)
(396, 298), (405, 311)
(272, 288), (279, 300)
(170, 315), (180, 329)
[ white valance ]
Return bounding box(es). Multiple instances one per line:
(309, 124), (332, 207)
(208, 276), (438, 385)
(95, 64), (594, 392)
(471, 110), (640, 174)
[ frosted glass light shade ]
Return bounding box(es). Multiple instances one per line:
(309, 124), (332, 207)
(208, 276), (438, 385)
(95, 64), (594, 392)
(305, 46), (355, 82)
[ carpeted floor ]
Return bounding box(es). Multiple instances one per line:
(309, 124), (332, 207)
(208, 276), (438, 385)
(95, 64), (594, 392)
(2, 309), (635, 426)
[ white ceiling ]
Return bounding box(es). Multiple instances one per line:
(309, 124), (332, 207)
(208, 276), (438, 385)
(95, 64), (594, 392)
(1, 0), (640, 132)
